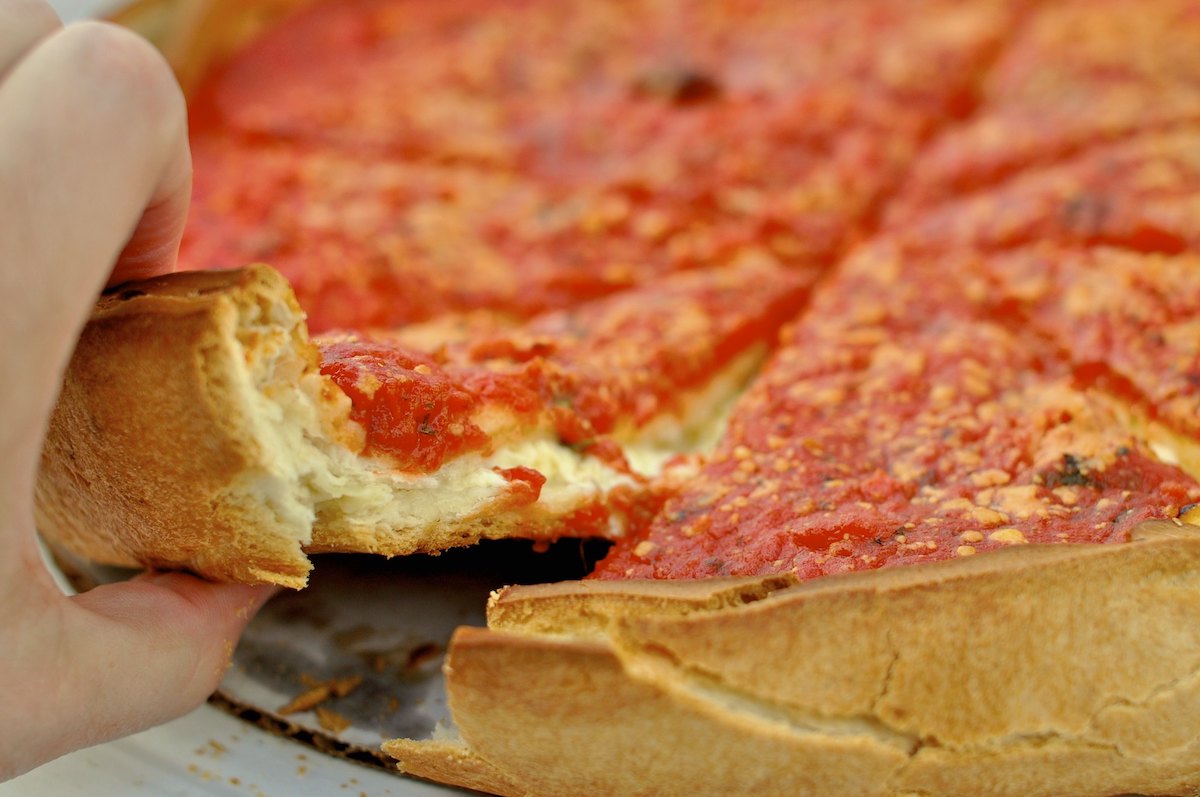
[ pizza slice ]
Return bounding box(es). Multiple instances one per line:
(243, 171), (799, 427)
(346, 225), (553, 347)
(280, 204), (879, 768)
(594, 313), (1200, 581)
(35, 258), (810, 588)
(180, 0), (1023, 333)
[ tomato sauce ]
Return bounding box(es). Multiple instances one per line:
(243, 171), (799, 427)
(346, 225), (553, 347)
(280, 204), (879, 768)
(595, 310), (1200, 580)
(181, 0), (1022, 332)
(317, 260), (810, 475)
(892, 0), (1200, 212)
(594, 230), (1200, 580)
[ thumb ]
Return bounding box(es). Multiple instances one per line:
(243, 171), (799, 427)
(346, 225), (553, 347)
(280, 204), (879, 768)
(5, 573), (276, 779)
(69, 573), (278, 727)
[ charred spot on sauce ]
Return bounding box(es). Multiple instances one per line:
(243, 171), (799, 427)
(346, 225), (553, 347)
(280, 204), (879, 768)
(1112, 507), (1140, 527)
(634, 66), (722, 105)
(1060, 193), (1111, 236)
(1041, 453), (1099, 489)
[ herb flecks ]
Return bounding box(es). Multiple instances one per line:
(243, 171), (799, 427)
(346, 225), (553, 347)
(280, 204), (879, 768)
(1042, 453), (1098, 489)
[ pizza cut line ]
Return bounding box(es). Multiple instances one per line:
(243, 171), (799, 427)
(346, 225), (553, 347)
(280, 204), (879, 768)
(36, 0), (1200, 794)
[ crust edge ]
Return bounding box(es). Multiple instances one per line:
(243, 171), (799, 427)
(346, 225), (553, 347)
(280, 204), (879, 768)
(404, 521), (1200, 797)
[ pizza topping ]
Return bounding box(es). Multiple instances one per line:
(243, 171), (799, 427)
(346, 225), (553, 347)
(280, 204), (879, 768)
(887, 130), (1200, 255)
(171, 0), (1200, 584)
(594, 247), (1200, 580)
(319, 338), (491, 473)
(494, 466), (548, 506)
(316, 260), (808, 481)
(182, 0), (1020, 331)
(633, 66), (722, 105)
(893, 0), (1200, 211)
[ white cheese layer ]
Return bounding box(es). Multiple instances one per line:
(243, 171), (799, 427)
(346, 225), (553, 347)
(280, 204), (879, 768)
(225, 286), (763, 551)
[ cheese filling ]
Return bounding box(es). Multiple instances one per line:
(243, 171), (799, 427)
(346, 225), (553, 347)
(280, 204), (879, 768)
(218, 277), (762, 554)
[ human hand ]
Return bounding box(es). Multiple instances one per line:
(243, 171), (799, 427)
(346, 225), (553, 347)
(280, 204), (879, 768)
(0, 1), (276, 781)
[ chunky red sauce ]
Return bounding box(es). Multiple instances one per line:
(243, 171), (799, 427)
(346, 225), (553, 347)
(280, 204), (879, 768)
(317, 260), (810, 474)
(318, 338), (491, 472)
(892, 0), (1200, 212)
(595, 314), (1200, 579)
(494, 467), (548, 506)
(592, 0), (1200, 581)
(594, 234), (1200, 579)
(887, 131), (1200, 255)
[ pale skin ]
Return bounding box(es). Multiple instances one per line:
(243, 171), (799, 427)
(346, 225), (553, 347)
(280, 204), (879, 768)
(0, 0), (275, 781)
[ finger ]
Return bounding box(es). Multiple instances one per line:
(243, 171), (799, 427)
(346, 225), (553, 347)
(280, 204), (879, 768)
(69, 575), (278, 730)
(0, 0), (60, 80)
(4, 574), (277, 779)
(109, 158), (192, 286)
(0, 22), (191, 508)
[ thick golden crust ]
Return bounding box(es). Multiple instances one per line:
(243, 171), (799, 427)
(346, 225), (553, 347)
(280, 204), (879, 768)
(412, 521), (1200, 797)
(448, 627), (913, 797)
(35, 266), (315, 587)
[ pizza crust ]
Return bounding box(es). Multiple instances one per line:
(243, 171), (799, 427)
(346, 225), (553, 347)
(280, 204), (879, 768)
(387, 520), (1200, 797)
(35, 266), (323, 587)
(381, 738), (525, 795)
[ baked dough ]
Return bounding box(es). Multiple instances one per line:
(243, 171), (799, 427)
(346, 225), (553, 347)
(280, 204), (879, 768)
(387, 520), (1200, 797)
(36, 267), (322, 586)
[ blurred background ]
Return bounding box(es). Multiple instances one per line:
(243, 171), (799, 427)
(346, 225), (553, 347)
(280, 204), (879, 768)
(48, 0), (116, 22)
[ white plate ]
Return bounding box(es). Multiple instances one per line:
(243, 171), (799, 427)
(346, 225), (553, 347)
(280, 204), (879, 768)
(0, 705), (464, 797)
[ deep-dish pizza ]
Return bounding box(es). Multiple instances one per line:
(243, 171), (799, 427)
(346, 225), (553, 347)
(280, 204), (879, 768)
(35, 0), (1200, 794)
